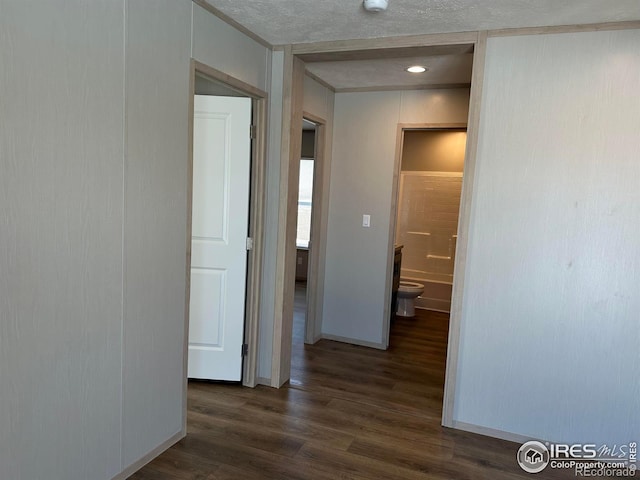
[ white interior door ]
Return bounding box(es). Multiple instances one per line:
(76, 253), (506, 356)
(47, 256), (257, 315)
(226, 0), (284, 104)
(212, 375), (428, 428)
(188, 95), (252, 381)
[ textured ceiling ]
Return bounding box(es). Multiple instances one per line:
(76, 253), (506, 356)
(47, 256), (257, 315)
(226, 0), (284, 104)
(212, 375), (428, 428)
(306, 54), (473, 90)
(204, 0), (640, 45)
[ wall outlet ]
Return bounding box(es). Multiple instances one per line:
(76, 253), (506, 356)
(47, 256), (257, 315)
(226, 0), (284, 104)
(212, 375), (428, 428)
(362, 214), (371, 227)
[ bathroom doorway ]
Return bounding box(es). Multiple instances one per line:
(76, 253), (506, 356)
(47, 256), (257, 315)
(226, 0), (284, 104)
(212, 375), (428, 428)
(389, 125), (467, 337)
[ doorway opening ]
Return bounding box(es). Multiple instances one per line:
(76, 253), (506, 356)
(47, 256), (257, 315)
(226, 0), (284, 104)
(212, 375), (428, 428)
(188, 83), (252, 383)
(290, 115), (326, 384)
(291, 119), (316, 381)
(183, 59), (268, 418)
(274, 38), (483, 430)
(391, 127), (467, 322)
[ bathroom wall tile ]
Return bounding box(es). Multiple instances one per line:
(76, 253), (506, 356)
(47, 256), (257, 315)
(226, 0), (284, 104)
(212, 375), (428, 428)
(397, 172), (462, 280)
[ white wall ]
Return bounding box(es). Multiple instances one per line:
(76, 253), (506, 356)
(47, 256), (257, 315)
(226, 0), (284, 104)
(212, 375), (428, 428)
(0, 2), (272, 478)
(323, 89), (470, 346)
(453, 29), (640, 445)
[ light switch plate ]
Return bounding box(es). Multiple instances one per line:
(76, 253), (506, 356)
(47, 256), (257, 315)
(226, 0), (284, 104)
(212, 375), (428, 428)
(362, 214), (371, 227)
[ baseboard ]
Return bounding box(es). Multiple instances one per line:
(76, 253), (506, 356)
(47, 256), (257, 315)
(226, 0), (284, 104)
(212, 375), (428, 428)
(321, 333), (386, 350)
(255, 376), (271, 387)
(304, 334), (322, 345)
(415, 297), (451, 313)
(448, 420), (533, 444)
(112, 429), (185, 480)
(271, 376), (289, 388)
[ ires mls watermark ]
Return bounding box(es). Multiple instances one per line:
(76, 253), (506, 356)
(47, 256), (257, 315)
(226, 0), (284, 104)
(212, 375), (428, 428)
(517, 440), (637, 476)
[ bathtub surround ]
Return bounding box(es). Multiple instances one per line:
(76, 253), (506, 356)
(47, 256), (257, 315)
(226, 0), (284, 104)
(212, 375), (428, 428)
(397, 172), (463, 278)
(397, 171), (463, 313)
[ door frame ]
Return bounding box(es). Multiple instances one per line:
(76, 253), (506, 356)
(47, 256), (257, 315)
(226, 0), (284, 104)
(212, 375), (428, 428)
(383, 122), (469, 347)
(183, 59), (268, 425)
(300, 112), (327, 345)
(270, 20), (640, 438)
(271, 33), (487, 428)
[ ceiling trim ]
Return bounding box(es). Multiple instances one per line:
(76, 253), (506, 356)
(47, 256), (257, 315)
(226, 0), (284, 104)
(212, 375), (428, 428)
(304, 70), (336, 93)
(488, 19), (640, 37)
(289, 19), (640, 57)
(334, 83), (471, 93)
(290, 31), (478, 55)
(193, 0), (273, 49)
(298, 44), (474, 63)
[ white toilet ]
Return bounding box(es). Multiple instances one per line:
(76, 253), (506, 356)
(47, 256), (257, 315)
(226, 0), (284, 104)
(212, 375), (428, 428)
(396, 281), (424, 317)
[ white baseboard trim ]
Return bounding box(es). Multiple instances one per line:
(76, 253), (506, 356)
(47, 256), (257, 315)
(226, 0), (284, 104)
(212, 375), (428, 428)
(112, 429), (185, 480)
(448, 420), (533, 444)
(321, 333), (386, 350)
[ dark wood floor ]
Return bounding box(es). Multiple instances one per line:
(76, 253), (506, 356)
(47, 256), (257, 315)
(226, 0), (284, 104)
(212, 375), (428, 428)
(130, 284), (572, 479)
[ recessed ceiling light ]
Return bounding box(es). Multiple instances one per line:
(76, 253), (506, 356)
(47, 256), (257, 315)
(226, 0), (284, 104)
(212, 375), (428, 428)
(406, 65), (427, 73)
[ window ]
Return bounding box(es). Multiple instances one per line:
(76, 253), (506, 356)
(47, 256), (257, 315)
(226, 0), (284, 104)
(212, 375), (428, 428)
(296, 159), (314, 248)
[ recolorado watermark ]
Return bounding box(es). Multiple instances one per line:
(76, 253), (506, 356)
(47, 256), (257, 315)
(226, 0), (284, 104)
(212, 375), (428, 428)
(517, 440), (637, 476)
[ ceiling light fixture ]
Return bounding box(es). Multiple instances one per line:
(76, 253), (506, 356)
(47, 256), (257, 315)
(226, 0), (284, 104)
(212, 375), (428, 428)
(363, 0), (388, 12)
(406, 65), (427, 73)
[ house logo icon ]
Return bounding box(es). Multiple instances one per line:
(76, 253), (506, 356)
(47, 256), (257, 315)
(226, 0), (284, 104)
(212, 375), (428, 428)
(517, 441), (550, 473)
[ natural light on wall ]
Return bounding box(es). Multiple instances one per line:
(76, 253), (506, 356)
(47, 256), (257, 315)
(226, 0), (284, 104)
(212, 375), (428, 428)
(297, 159), (314, 248)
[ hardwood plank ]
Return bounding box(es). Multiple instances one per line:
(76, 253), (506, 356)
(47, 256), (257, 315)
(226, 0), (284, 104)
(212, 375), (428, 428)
(187, 387), (355, 451)
(130, 293), (569, 479)
(130, 449), (220, 480)
(171, 434), (349, 480)
(187, 410), (305, 459)
(295, 443), (448, 480)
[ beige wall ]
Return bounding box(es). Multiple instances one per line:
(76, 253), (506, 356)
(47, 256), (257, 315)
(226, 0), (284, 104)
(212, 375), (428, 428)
(0, 2), (124, 478)
(454, 29), (640, 445)
(0, 2), (272, 478)
(401, 130), (466, 172)
(322, 88), (470, 346)
(122, 0), (192, 470)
